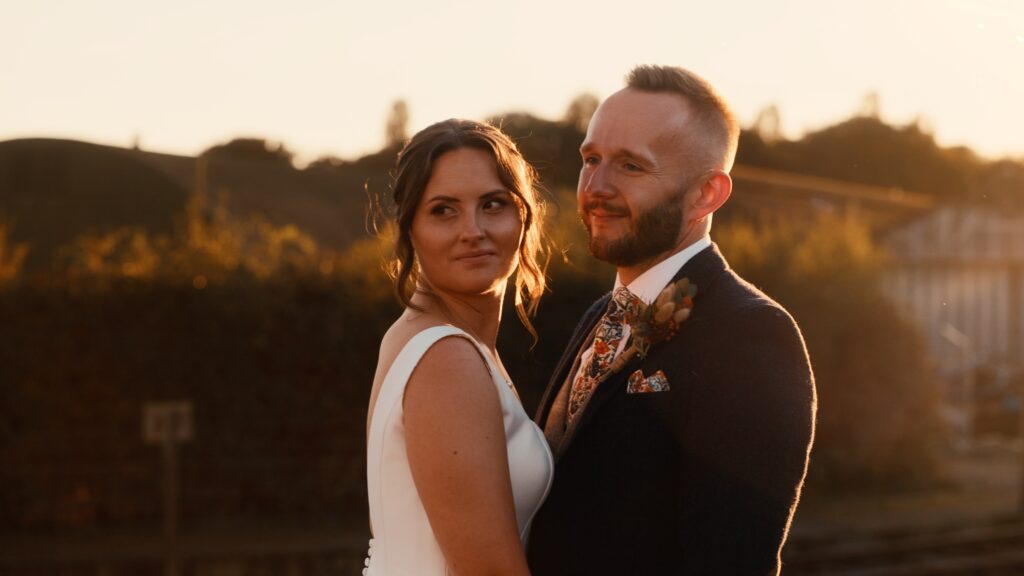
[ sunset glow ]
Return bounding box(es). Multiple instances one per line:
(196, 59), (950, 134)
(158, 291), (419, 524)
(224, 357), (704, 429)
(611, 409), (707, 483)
(1, 0), (1022, 162)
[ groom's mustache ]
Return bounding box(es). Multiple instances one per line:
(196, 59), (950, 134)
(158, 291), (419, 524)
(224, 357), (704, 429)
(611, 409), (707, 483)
(582, 200), (630, 218)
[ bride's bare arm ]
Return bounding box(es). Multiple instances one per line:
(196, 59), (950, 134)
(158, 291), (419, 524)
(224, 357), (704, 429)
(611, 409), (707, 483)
(404, 335), (531, 576)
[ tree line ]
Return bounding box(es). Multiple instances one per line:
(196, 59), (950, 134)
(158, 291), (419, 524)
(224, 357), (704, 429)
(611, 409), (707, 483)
(3, 93), (1014, 532)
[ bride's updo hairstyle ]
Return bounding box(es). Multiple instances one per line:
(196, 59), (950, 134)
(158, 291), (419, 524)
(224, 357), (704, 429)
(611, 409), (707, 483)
(387, 118), (548, 335)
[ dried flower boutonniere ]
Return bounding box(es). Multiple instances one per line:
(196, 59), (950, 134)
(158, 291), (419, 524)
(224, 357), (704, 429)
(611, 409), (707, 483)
(625, 278), (697, 359)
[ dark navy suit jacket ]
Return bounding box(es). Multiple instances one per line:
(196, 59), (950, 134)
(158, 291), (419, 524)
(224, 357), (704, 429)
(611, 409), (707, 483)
(527, 244), (816, 576)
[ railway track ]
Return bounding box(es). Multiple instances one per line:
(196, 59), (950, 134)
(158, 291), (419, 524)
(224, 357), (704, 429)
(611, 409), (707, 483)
(783, 519), (1024, 575)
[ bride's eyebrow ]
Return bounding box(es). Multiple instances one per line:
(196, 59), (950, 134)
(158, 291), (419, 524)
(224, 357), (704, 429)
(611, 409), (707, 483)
(424, 195), (459, 204)
(480, 189), (512, 199)
(425, 190), (510, 204)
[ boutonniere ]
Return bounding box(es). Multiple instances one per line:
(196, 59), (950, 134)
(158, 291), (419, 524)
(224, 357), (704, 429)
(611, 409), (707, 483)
(625, 278), (697, 359)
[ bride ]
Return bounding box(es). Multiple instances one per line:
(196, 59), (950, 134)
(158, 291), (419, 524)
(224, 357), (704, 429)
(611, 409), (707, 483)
(364, 119), (553, 575)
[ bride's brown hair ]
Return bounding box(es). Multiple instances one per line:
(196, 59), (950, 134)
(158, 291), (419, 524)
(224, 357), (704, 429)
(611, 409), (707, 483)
(384, 118), (549, 337)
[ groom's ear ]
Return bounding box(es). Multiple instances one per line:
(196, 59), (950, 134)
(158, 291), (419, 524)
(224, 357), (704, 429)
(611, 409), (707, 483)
(686, 169), (732, 222)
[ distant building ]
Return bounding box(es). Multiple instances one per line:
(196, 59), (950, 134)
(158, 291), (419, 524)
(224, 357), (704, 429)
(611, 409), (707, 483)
(731, 167), (1023, 436)
(885, 207), (1024, 375)
(884, 207), (1024, 437)
(730, 164), (935, 227)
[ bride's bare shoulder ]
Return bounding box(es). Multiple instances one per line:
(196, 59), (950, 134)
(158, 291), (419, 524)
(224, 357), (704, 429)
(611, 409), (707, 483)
(382, 316), (488, 383)
(368, 315), (455, 422)
(373, 314), (461, 381)
(378, 314), (443, 358)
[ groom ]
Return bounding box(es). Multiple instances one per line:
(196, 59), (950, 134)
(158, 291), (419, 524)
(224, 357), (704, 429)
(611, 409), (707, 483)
(527, 65), (816, 575)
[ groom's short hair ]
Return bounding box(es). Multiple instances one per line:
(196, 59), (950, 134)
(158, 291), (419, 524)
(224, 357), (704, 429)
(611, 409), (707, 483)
(626, 65), (739, 172)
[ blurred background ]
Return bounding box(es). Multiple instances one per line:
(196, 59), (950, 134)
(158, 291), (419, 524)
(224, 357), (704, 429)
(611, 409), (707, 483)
(2, 1), (1023, 574)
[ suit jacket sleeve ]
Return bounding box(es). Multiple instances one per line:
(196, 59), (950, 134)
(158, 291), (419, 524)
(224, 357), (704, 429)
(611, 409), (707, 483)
(677, 304), (816, 574)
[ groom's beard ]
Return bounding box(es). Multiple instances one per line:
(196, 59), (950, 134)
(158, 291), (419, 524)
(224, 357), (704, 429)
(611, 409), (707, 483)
(584, 191), (685, 267)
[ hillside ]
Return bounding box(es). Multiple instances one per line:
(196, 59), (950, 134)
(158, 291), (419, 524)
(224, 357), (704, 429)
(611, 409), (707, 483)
(0, 139), (379, 272)
(0, 139), (184, 271)
(134, 147), (377, 249)
(6, 113), (999, 273)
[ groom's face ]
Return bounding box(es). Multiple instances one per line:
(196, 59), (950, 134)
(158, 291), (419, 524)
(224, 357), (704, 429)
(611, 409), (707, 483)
(578, 89), (700, 268)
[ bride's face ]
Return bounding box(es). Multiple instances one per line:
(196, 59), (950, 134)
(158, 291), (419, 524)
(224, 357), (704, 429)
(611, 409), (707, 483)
(410, 147), (524, 298)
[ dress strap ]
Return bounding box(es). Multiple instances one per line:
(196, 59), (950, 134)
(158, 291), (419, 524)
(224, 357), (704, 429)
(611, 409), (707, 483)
(368, 325), (470, 446)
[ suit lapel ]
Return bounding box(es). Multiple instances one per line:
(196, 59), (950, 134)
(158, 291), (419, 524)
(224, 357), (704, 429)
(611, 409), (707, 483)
(554, 243), (730, 456)
(554, 345), (641, 457)
(535, 294), (610, 425)
(538, 297), (612, 459)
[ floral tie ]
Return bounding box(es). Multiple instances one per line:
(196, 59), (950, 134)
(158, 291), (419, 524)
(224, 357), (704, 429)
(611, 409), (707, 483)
(567, 287), (639, 423)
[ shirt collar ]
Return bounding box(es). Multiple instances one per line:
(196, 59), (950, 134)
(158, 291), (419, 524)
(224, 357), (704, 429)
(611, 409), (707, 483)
(614, 235), (712, 305)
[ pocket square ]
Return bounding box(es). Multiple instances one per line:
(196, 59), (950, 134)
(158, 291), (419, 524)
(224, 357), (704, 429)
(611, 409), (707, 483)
(626, 369), (670, 394)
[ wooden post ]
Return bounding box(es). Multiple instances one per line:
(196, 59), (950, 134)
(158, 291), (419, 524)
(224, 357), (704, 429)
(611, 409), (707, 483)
(1012, 267), (1024, 518)
(162, 426), (180, 576)
(1019, 382), (1024, 518)
(143, 402), (193, 576)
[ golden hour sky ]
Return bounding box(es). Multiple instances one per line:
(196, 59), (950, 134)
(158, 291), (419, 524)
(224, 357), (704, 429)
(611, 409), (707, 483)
(2, 0), (1022, 164)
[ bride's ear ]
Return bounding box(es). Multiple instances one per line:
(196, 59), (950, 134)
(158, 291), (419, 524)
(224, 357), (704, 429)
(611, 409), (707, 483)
(686, 170), (732, 222)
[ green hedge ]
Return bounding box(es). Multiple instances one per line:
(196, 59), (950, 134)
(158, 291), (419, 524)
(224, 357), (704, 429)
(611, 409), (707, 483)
(0, 274), (397, 532)
(0, 202), (944, 533)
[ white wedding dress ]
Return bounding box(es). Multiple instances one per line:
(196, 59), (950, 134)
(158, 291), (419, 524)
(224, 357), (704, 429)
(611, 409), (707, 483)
(364, 325), (554, 575)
